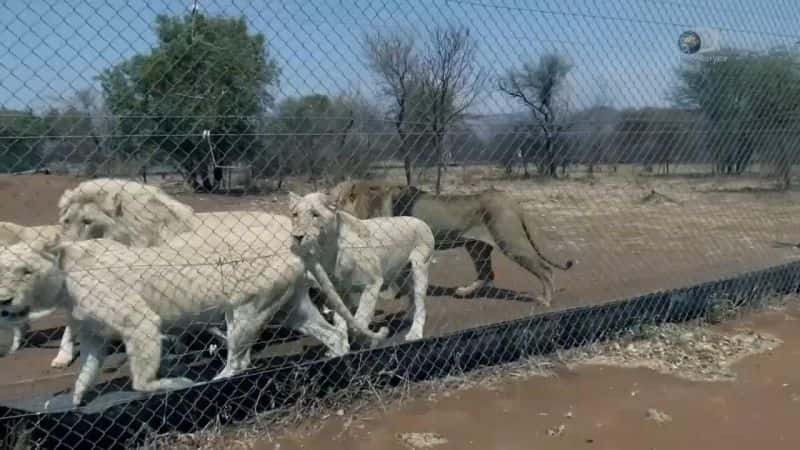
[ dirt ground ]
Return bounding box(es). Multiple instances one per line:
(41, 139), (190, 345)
(267, 302), (800, 450)
(1, 170), (800, 405)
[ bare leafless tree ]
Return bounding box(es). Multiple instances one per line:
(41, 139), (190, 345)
(363, 31), (421, 185)
(498, 53), (573, 178)
(417, 26), (486, 194)
(364, 26), (484, 191)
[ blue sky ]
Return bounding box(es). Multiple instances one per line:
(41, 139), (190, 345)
(1, 0), (799, 116)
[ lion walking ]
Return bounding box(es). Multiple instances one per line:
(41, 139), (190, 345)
(332, 181), (575, 306)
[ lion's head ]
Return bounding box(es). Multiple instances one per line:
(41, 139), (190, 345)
(331, 180), (400, 219)
(57, 178), (195, 247)
(0, 242), (64, 325)
(288, 192), (339, 254)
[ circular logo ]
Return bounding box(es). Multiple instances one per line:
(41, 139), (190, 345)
(678, 30), (702, 54)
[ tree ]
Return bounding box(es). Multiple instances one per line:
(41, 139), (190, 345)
(745, 49), (800, 188)
(268, 94), (348, 188)
(674, 48), (800, 185)
(564, 105), (620, 176)
(498, 53), (573, 178)
(267, 92), (384, 189)
(417, 26), (485, 194)
(99, 13), (279, 191)
(673, 49), (755, 174)
(274, 94), (334, 184)
(44, 87), (112, 176)
(0, 108), (47, 172)
(365, 26), (484, 192)
(323, 92), (390, 183)
(364, 31), (422, 185)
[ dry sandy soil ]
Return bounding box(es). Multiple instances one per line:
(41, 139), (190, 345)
(263, 302), (800, 450)
(0, 169), (799, 406)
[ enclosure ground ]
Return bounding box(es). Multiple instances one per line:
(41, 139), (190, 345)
(2, 171), (800, 404)
(267, 303), (800, 450)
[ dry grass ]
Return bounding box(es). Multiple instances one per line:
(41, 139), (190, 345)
(560, 324), (782, 382)
(556, 295), (792, 382)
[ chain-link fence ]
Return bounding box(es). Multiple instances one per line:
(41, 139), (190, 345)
(2, 0), (800, 448)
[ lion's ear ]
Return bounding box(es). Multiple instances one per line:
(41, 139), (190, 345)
(345, 183), (363, 202)
(57, 188), (74, 216)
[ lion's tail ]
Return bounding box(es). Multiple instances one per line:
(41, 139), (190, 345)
(519, 213), (575, 271)
(770, 241), (800, 249)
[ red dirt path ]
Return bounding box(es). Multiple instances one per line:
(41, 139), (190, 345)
(272, 304), (800, 450)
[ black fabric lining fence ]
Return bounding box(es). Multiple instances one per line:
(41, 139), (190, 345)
(2, 259), (799, 450)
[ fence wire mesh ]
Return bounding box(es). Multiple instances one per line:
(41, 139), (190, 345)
(2, 0), (800, 448)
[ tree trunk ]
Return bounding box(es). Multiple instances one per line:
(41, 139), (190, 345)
(546, 138), (557, 178)
(435, 161), (443, 195)
(522, 150), (530, 178)
(213, 166), (223, 191)
(434, 134), (443, 195)
(201, 170), (215, 192)
(404, 154), (413, 186)
(277, 169), (285, 190)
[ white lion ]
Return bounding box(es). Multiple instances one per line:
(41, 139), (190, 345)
(57, 177), (291, 246)
(1, 222), (61, 246)
(57, 178), (195, 247)
(0, 223), (387, 406)
(288, 191), (435, 343)
(4, 179), (298, 365)
(45, 178), (301, 368)
(0, 221), (63, 357)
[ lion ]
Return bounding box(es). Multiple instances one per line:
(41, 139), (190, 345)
(0, 222), (64, 358)
(0, 225), (388, 406)
(57, 177), (299, 253)
(289, 191), (435, 343)
(50, 178), (301, 368)
(331, 180), (575, 307)
(1, 222), (61, 246)
(14, 177), (200, 367)
(57, 178), (196, 247)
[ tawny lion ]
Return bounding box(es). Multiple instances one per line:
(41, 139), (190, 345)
(332, 180), (575, 307)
